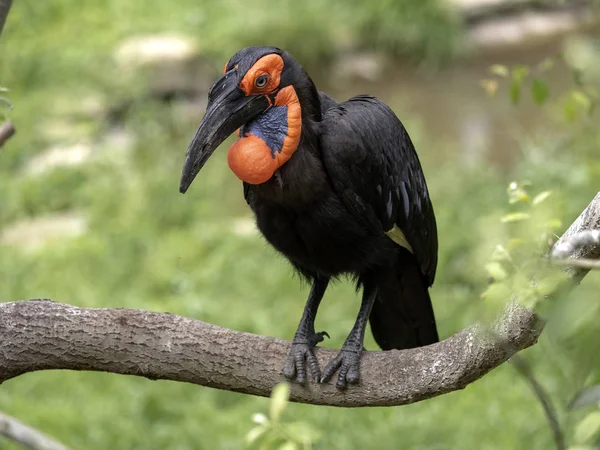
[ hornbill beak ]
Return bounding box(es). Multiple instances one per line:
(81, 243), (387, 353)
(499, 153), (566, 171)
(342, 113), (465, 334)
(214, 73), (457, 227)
(179, 72), (271, 193)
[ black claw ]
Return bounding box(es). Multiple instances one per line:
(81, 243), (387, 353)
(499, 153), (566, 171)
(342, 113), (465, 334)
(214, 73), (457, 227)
(309, 330), (329, 346)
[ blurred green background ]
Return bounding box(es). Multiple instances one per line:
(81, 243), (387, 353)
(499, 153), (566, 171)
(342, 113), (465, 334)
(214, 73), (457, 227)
(1, 0), (600, 449)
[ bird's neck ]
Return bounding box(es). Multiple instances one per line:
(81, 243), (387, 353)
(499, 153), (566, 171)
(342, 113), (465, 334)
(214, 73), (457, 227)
(295, 77), (322, 123)
(241, 67), (327, 205)
(248, 119), (327, 207)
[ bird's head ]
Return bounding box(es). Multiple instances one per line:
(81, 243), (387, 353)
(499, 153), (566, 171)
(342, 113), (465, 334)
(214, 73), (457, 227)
(180, 46), (317, 193)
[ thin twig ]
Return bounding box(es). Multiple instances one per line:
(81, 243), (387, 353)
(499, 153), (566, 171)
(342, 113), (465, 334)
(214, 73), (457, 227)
(552, 258), (600, 269)
(0, 120), (15, 147)
(552, 230), (600, 259)
(511, 355), (566, 450)
(0, 412), (71, 450)
(0, 0), (12, 37)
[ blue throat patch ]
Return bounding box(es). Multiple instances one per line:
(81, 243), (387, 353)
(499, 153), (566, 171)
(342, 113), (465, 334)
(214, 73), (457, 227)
(241, 105), (288, 158)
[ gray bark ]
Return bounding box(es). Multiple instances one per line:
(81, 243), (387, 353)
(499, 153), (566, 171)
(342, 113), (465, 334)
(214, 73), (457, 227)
(0, 120), (15, 147)
(0, 193), (598, 407)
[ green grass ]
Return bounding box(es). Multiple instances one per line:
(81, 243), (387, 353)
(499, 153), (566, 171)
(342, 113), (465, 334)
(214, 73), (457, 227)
(2, 1), (600, 449)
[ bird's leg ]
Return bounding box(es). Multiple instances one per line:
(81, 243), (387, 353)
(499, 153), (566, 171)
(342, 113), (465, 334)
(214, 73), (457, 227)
(321, 281), (378, 389)
(282, 276), (330, 384)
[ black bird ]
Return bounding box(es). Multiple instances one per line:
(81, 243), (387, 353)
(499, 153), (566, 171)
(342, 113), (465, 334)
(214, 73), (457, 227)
(180, 46), (439, 389)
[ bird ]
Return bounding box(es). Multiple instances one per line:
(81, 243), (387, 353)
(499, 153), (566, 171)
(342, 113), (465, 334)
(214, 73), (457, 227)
(179, 46), (439, 390)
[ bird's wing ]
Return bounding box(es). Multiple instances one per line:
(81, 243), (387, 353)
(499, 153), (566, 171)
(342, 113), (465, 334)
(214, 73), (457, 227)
(319, 95), (438, 285)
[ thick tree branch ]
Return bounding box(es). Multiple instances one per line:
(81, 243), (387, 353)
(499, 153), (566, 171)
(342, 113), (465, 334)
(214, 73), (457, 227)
(0, 193), (599, 407)
(553, 230), (600, 270)
(552, 196), (600, 283)
(0, 412), (71, 450)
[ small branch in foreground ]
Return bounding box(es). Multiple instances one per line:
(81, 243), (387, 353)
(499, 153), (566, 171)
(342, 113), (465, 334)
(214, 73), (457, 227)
(553, 258), (600, 270)
(0, 0), (12, 37)
(0, 412), (71, 450)
(511, 355), (566, 450)
(0, 120), (15, 147)
(0, 193), (598, 408)
(552, 229), (600, 273)
(553, 229), (600, 259)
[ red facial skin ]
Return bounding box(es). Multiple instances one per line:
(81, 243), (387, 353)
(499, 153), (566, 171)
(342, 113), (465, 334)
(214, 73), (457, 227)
(227, 55), (302, 185)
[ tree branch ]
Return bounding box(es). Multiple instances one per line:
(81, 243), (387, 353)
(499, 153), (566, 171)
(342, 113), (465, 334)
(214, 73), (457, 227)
(511, 355), (566, 450)
(0, 0), (12, 37)
(0, 120), (15, 147)
(552, 230), (600, 270)
(0, 193), (599, 407)
(0, 412), (71, 450)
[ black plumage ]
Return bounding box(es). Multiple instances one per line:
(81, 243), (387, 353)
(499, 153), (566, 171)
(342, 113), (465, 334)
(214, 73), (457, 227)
(180, 46), (439, 389)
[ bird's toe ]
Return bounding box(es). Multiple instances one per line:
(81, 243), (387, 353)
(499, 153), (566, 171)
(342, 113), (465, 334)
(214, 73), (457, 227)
(321, 349), (362, 390)
(282, 341), (322, 385)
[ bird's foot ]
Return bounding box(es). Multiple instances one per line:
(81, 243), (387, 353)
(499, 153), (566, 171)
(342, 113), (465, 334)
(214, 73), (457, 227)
(282, 331), (329, 385)
(321, 347), (363, 390)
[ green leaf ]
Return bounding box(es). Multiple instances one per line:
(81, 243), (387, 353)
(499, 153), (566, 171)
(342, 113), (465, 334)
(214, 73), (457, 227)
(501, 212), (530, 223)
(574, 411), (600, 444)
(285, 421), (322, 444)
(489, 64), (509, 77)
(492, 245), (513, 262)
(507, 238), (525, 249)
(566, 446), (595, 450)
(512, 65), (530, 81)
(278, 442), (299, 450)
(519, 287), (540, 310)
(570, 385), (600, 410)
(532, 191), (552, 206)
(246, 425), (267, 444)
(507, 181), (530, 203)
(573, 90), (592, 112)
(481, 281), (513, 304)
(531, 78), (549, 105)
(563, 95), (578, 122)
(509, 79), (521, 104)
(270, 383), (290, 422)
(485, 262), (508, 281)
(563, 90), (593, 122)
(535, 275), (563, 298)
(508, 66), (530, 104)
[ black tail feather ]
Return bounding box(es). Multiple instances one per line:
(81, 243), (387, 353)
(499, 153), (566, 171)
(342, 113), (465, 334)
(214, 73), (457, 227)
(369, 253), (438, 350)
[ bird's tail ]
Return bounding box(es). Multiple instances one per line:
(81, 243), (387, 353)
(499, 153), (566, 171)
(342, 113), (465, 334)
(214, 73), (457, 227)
(369, 252), (439, 350)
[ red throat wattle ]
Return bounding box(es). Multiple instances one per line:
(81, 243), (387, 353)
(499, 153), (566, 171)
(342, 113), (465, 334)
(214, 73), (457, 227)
(228, 85), (301, 184)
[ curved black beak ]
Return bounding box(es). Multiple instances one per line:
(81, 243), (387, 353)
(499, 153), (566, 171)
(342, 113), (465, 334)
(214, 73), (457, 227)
(179, 72), (270, 193)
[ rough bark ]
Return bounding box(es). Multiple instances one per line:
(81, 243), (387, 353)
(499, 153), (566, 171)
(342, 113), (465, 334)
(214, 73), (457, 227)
(0, 193), (598, 407)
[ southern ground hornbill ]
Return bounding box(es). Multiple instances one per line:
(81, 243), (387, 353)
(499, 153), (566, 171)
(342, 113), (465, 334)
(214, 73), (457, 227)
(179, 46), (439, 389)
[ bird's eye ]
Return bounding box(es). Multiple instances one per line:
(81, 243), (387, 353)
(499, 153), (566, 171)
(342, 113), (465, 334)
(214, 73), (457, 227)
(255, 74), (269, 88)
